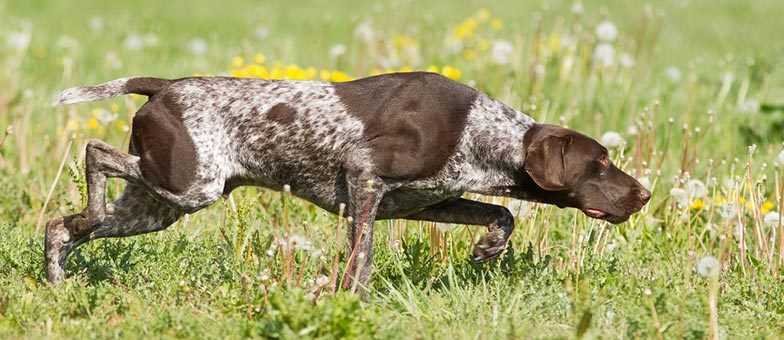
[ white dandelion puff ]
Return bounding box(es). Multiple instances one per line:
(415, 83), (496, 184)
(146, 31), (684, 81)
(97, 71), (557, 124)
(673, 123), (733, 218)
(638, 177), (651, 191)
(685, 179), (707, 198)
(186, 38), (208, 55)
(719, 203), (738, 219)
(571, 2), (585, 14)
(123, 33), (144, 50)
(665, 66), (682, 83)
(89, 17), (104, 32)
(593, 43), (615, 67)
(491, 40), (515, 65)
(696, 255), (720, 278)
(776, 149), (784, 166)
(600, 131), (623, 148)
(620, 53), (635, 68)
(739, 99), (760, 113)
(328, 44), (347, 59)
(354, 20), (374, 43)
(595, 21), (618, 42)
(669, 188), (688, 206)
(763, 212), (781, 228)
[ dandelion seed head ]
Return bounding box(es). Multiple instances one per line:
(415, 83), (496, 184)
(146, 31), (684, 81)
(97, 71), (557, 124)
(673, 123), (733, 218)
(593, 43), (615, 67)
(763, 211), (781, 228)
(187, 38), (208, 55)
(620, 52), (635, 68)
(669, 188), (688, 206)
(696, 255), (720, 278)
(739, 99), (760, 113)
(665, 66), (682, 83)
(123, 33), (144, 50)
(328, 44), (347, 59)
(354, 20), (374, 43)
(776, 149), (784, 166)
(600, 131), (623, 148)
(595, 21), (618, 42)
(490, 40), (514, 65)
(685, 179), (707, 198)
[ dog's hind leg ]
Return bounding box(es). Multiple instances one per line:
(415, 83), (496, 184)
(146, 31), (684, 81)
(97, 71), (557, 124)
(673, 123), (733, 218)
(404, 198), (515, 262)
(45, 184), (182, 284)
(44, 139), (219, 284)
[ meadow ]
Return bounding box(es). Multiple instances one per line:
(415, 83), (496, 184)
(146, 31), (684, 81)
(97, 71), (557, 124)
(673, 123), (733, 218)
(1, 0), (783, 338)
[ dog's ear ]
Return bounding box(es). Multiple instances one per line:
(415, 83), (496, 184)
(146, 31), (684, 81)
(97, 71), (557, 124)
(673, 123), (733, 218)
(524, 135), (572, 191)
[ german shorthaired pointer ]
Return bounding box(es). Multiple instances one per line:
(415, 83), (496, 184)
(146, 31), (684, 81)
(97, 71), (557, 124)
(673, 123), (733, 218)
(46, 72), (651, 290)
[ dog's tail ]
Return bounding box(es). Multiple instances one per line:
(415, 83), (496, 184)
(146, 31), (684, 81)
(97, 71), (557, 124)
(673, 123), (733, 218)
(55, 77), (172, 106)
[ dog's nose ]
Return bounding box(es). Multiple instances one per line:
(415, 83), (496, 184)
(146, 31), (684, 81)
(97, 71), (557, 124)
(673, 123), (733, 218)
(639, 189), (651, 204)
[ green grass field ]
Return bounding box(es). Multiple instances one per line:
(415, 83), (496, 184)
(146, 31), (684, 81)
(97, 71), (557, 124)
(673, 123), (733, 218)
(1, 0), (784, 338)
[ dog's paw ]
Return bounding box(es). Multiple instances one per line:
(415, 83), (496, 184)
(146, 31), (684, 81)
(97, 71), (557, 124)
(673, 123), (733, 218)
(471, 228), (508, 263)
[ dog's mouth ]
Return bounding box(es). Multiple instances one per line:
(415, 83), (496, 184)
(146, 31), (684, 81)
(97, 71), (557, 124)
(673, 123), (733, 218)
(581, 208), (629, 224)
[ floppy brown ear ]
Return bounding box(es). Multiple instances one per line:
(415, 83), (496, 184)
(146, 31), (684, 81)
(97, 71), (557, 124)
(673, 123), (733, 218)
(524, 135), (571, 191)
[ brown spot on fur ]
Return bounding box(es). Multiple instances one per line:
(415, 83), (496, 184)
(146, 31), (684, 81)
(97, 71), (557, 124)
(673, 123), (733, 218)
(131, 93), (198, 194)
(334, 72), (478, 180)
(266, 103), (297, 125)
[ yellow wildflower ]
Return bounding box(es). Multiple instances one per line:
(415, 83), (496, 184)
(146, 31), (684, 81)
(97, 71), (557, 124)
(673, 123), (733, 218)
(284, 64), (307, 79)
(478, 39), (491, 52)
(319, 69), (332, 81)
(369, 68), (383, 76)
(490, 18), (503, 31)
(714, 196), (725, 203)
(253, 53), (266, 64)
(689, 199), (705, 211)
(87, 118), (100, 130)
(454, 18), (478, 39)
(392, 35), (417, 50)
(426, 65), (439, 73)
(329, 71), (352, 82)
(66, 119), (79, 131)
(305, 67), (317, 80)
(441, 66), (462, 80)
(462, 49), (477, 61)
(762, 201), (775, 214)
(476, 9), (491, 22)
(231, 56), (244, 68)
(115, 120), (129, 132)
(549, 33), (562, 53)
(399, 66), (413, 73)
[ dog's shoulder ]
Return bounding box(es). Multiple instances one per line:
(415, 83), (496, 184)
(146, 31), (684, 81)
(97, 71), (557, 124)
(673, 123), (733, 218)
(333, 72), (479, 180)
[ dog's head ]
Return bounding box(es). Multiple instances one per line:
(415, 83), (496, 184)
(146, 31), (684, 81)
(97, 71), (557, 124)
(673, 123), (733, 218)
(518, 124), (650, 224)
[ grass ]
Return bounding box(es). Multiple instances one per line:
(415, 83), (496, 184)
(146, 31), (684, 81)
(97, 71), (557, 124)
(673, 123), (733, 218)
(1, 0), (784, 338)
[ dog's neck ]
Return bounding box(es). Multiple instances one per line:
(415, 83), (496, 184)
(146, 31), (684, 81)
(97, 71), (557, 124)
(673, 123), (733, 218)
(449, 94), (536, 194)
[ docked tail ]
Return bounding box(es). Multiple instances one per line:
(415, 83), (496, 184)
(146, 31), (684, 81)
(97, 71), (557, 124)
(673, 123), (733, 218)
(55, 77), (172, 106)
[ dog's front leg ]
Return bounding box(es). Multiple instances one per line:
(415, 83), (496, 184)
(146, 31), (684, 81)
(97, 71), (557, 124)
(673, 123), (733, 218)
(405, 198), (515, 262)
(341, 168), (385, 294)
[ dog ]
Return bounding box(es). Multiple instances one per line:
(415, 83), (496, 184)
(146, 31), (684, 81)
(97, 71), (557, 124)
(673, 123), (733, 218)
(46, 72), (651, 290)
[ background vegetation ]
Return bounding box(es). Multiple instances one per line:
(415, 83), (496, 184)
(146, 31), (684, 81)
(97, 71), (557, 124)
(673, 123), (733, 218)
(1, 0), (783, 338)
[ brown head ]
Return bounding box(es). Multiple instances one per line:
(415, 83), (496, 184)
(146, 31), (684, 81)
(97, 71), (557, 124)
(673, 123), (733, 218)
(516, 124), (651, 224)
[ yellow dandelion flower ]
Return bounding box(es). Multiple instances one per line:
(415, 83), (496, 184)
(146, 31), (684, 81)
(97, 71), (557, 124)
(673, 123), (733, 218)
(284, 65), (307, 80)
(476, 9), (492, 22)
(689, 199), (705, 211)
(454, 18), (478, 39)
(87, 117), (100, 130)
(762, 201), (775, 214)
(392, 35), (417, 50)
(549, 33), (562, 53)
(231, 56), (245, 68)
(714, 196), (725, 203)
(253, 53), (266, 64)
(115, 120), (129, 132)
(305, 67), (317, 80)
(270, 64), (284, 79)
(230, 69), (245, 78)
(478, 39), (491, 52)
(319, 69), (331, 81)
(441, 66), (462, 80)
(426, 65), (439, 73)
(462, 49), (477, 61)
(491, 18), (503, 31)
(66, 119), (80, 131)
(369, 68), (383, 76)
(399, 66), (413, 73)
(329, 71), (352, 82)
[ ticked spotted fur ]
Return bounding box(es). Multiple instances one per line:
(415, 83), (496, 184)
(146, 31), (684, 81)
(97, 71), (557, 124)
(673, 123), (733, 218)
(47, 72), (650, 291)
